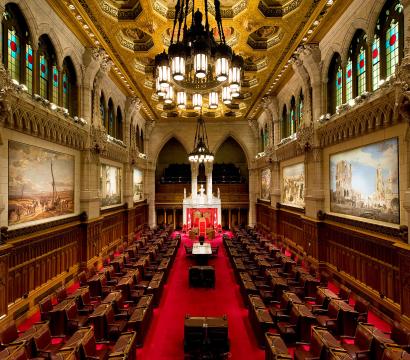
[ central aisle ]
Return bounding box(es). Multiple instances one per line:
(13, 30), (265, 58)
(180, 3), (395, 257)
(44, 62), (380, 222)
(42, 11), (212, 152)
(137, 232), (265, 359)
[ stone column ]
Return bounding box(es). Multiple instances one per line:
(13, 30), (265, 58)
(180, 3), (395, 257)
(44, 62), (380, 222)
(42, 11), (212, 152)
(271, 160), (281, 207)
(145, 166), (156, 228)
(123, 163), (133, 208)
(403, 0), (410, 58)
(79, 150), (100, 220)
(191, 162), (199, 199)
(304, 146), (325, 219)
(248, 167), (258, 226)
(205, 162), (213, 201)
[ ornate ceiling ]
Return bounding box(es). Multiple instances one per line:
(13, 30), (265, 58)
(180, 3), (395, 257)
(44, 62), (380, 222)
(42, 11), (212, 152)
(52, 0), (344, 122)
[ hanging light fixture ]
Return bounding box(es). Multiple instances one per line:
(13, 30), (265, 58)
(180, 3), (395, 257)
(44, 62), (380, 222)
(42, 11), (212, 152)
(208, 91), (218, 109)
(164, 86), (174, 104)
(188, 116), (214, 163)
(176, 91), (187, 109)
(222, 86), (232, 104)
(192, 93), (202, 110)
(153, 0), (244, 114)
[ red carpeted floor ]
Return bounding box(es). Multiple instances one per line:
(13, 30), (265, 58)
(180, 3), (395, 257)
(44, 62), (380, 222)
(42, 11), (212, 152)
(137, 231), (265, 359)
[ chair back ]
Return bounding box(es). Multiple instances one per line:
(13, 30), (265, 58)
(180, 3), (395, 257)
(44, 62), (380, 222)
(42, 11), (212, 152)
(339, 285), (351, 302)
(0, 321), (18, 345)
(354, 297), (369, 319)
(34, 327), (51, 351)
(310, 330), (325, 357)
(55, 286), (67, 303)
(78, 271), (88, 286)
(355, 324), (373, 349)
(392, 321), (410, 347)
(65, 301), (78, 321)
(82, 332), (97, 358)
(39, 296), (53, 320)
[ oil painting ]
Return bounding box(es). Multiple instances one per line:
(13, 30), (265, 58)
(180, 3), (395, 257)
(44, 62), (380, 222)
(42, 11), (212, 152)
(8, 141), (74, 226)
(330, 138), (399, 224)
(260, 168), (271, 201)
(282, 163), (305, 208)
(133, 168), (144, 202)
(100, 164), (122, 207)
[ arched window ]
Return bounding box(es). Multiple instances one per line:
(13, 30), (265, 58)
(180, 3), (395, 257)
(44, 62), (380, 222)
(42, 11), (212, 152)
(264, 123), (269, 149)
(117, 107), (123, 140)
(62, 57), (78, 116)
(2, 3), (33, 93)
(289, 96), (296, 135)
(100, 92), (106, 127)
(345, 54), (353, 102)
(260, 129), (264, 151)
(136, 124), (140, 149)
(298, 90), (304, 127)
(354, 31), (368, 96)
(140, 130), (144, 153)
(372, 30), (381, 90)
(107, 98), (115, 136)
(327, 53), (343, 114)
(281, 104), (288, 139)
(38, 34), (57, 101)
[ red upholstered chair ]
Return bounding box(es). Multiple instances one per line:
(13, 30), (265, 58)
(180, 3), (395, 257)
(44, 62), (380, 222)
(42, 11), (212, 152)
(294, 329), (324, 360)
(342, 324), (373, 359)
(82, 331), (109, 360)
(391, 321), (410, 352)
(316, 301), (340, 334)
(338, 285), (351, 303)
(105, 307), (128, 341)
(33, 326), (64, 358)
(55, 286), (67, 304)
(0, 321), (19, 349)
(354, 297), (370, 324)
(65, 301), (89, 334)
(39, 296), (53, 322)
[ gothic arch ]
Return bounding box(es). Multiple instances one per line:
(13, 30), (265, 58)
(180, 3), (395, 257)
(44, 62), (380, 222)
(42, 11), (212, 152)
(5, 0), (38, 45)
(211, 133), (251, 168)
(37, 27), (64, 68)
(152, 132), (191, 167)
(340, 24), (367, 64)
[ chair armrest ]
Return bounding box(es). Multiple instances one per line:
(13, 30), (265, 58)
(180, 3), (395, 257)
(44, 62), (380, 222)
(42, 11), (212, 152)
(86, 356), (101, 360)
(304, 296), (316, 301)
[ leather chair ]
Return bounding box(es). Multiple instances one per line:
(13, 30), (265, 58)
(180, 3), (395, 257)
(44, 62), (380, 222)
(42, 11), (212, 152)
(55, 287), (67, 304)
(339, 285), (352, 303)
(105, 307), (128, 341)
(78, 271), (88, 287)
(33, 326), (64, 358)
(316, 301), (340, 334)
(189, 267), (202, 287)
(82, 332), (109, 360)
(276, 306), (300, 344)
(294, 329), (325, 360)
(391, 321), (410, 352)
(0, 321), (19, 349)
(65, 301), (89, 334)
(39, 296), (53, 322)
(354, 297), (370, 324)
(342, 324), (373, 359)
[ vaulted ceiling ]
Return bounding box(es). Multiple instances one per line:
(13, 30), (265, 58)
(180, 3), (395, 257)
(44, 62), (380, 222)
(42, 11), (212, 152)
(52, 0), (346, 122)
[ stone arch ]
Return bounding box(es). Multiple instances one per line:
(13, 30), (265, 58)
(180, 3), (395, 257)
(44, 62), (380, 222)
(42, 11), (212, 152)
(5, 0), (39, 45)
(152, 132), (191, 167)
(37, 27), (64, 68)
(62, 49), (83, 87)
(211, 133), (252, 168)
(340, 24), (368, 64)
(321, 46), (343, 81)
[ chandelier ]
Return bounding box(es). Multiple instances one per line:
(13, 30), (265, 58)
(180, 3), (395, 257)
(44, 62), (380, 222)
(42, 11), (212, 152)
(188, 116), (214, 163)
(154, 0), (244, 112)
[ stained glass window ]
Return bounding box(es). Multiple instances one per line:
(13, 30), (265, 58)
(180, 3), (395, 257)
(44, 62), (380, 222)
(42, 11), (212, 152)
(109, 109), (114, 135)
(346, 59), (353, 102)
(372, 36), (380, 90)
(386, 19), (399, 77)
(298, 93), (304, 126)
(25, 43), (33, 93)
(357, 46), (366, 95)
(39, 54), (48, 99)
(52, 65), (59, 104)
(289, 109), (295, 135)
(7, 28), (20, 80)
(336, 65), (343, 107)
(63, 72), (69, 110)
(264, 125), (269, 148)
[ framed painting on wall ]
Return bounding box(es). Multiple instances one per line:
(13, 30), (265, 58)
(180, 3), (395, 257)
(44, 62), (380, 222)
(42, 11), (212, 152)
(282, 163), (305, 208)
(133, 168), (144, 202)
(8, 141), (75, 226)
(100, 164), (122, 208)
(330, 138), (399, 224)
(260, 168), (271, 201)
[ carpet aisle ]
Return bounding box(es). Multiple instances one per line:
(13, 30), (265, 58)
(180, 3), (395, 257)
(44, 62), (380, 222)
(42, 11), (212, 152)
(137, 232), (265, 359)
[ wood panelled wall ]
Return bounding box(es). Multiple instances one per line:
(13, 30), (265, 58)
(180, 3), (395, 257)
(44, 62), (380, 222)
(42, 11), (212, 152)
(0, 202), (148, 321)
(256, 202), (410, 326)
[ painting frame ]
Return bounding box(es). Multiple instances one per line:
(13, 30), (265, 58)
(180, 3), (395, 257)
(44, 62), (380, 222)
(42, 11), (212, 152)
(281, 162), (305, 209)
(329, 137), (400, 225)
(100, 163), (122, 209)
(260, 168), (271, 201)
(8, 140), (75, 227)
(133, 168), (144, 203)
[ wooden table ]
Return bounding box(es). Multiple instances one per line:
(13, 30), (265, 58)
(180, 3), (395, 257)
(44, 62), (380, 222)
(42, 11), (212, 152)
(292, 304), (316, 343)
(87, 273), (107, 298)
(109, 331), (137, 360)
(330, 299), (358, 336)
(317, 287), (340, 308)
(89, 303), (111, 340)
(265, 333), (292, 360)
(49, 299), (74, 336)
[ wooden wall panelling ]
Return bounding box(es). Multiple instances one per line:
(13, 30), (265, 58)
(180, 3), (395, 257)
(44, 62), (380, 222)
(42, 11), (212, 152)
(394, 242), (410, 327)
(0, 244), (11, 317)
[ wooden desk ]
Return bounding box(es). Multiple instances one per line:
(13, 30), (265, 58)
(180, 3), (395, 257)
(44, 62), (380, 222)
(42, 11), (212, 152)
(317, 287), (340, 308)
(292, 304), (316, 343)
(270, 277), (289, 301)
(249, 307), (274, 348)
(265, 333), (292, 360)
(89, 303), (111, 340)
(55, 348), (77, 360)
(109, 331), (137, 360)
(87, 274), (107, 298)
(381, 346), (410, 360)
(49, 299), (74, 335)
(328, 348), (353, 360)
(248, 295), (266, 309)
(61, 327), (93, 355)
(359, 323), (395, 360)
(127, 308), (150, 346)
(330, 299), (358, 337)
(314, 327), (343, 350)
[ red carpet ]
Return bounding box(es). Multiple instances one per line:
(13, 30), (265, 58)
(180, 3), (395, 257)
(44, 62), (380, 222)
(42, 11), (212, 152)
(137, 232), (265, 359)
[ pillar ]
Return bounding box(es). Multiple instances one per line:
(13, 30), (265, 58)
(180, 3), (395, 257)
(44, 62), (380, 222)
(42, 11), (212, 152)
(146, 166), (156, 228)
(205, 162), (213, 201)
(304, 146), (325, 219)
(271, 161), (280, 207)
(123, 163), (133, 208)
(79, 150), (100, 220)
(191, 162), (199, 199)
(248, 167), (258, 226)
